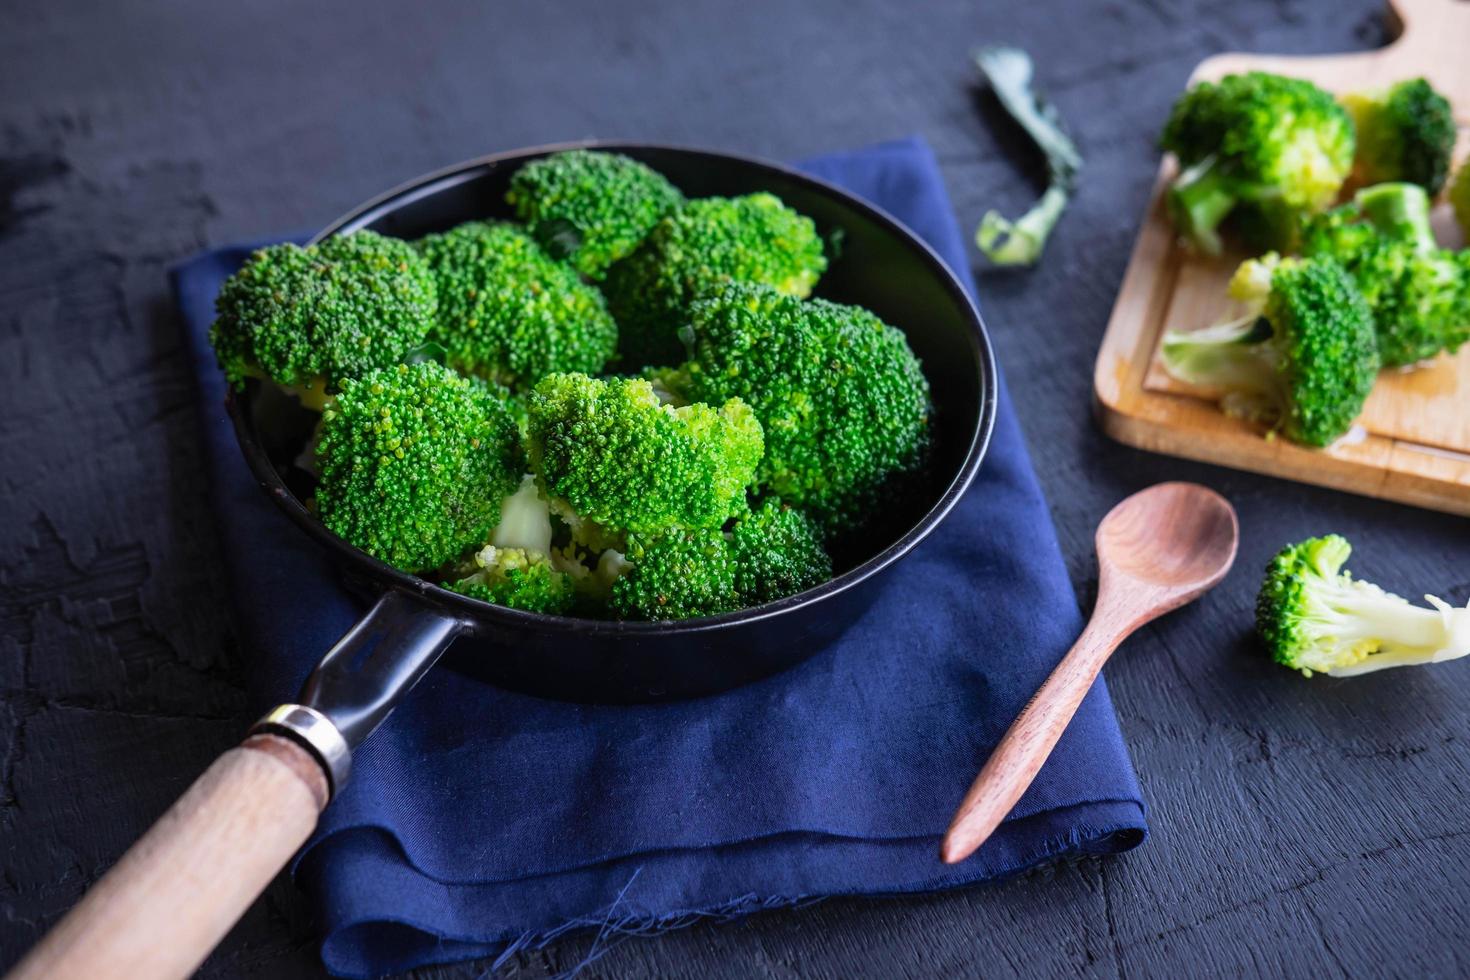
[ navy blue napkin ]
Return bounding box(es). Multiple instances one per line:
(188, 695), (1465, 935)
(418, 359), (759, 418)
(173, 137), (1146, 978)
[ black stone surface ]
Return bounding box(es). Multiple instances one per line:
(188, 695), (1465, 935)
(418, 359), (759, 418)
(3, 1), (1468, 976)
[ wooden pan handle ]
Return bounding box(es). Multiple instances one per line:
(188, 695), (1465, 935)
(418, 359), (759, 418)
(7, 734), (328, 980)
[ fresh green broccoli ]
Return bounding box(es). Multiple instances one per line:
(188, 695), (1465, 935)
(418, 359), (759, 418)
(608, 527), (741, 621)
(1451, 160), (1470, 243)
(415, 221), (618, 390)
(730, 499), (832, 605)
(603, 193), (827, 366)
(1160, 255), (1378, 446)
(314, 361), (523, 572)
(663, 282), (930, 535)
(1341, 78), (1456, 195)
(524, 373), (763, 544)
(445, 475), (576, 614)
(450, 544), (576, 614)
(1257, 535), (1470, 677)
(1160, 72), (1355, 254)
(210, 231), (436, 406)
(1301, 183), (1470, 366)
(506, 150), (685, 280)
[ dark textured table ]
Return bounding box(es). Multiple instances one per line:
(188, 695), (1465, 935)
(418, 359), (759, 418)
(5, 1), (1469, 976)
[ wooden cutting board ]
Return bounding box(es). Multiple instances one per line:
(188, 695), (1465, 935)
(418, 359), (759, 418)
(1093, 0), (1470, 515)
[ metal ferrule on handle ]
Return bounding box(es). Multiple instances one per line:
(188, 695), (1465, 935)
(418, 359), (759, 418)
(250, 590), (468, 798)
(250, 704), (352, 798)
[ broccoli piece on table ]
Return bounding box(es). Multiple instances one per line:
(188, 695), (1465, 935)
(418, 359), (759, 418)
(1160, 72), (1355, 254)
(608, 527), (741, 621)
(1160, 255), (1378, 446)
(971, 46), (1083, 267)
(664, 281), (931, 535)
(730, 498), (832, 605)
(1341, 78), (1456, 196)
(506, 150), (685, 280)
(1257, 534), (1470, 677)
(210, 231), (436, 406)
(314, 361), (523, 573)
(524, 373), (763, 544)
(603, 193), (826, 366)
(1302, 183), (1470, 366)
(415, 221), (617, 390)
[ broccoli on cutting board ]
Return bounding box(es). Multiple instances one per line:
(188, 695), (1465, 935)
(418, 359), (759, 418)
(1159, 254), (1379, 447)
(1159, 71), (1355, 254)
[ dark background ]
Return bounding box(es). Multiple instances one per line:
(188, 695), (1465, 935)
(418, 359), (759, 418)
(4, 0), (1469, 976)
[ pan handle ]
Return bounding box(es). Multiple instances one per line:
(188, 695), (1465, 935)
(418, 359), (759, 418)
(6, 590), (465, 980)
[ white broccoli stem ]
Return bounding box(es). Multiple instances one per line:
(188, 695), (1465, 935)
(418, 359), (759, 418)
(1320, 579), (1470, 676)
(490, 474), (553, 554)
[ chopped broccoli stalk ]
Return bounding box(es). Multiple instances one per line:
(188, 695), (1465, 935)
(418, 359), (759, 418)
(1257, 535), (1470, 677)
(1160, 72), (1355, 254)
(1353, 183), (1436, 253)
(209, 231), (436, 393)
(603, 193), (827, 367)
(609, 527), (740, 621)
(667, 281), (931, 535)
(490, 474), (554, 555)
(730, 499), (832, 605)
(972, 47), (1082, 266)
(506, 149), (685, 280)
(1342, 78), (1456, 195)
(524, 373), (763, 540)
(1161, 255), (1378, 446)
(314, 362), (523, 572)
(415, 221), (617, 390)
(1302, 183), (1470, 366)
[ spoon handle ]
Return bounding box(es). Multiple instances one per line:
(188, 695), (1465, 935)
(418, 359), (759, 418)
(941, 614), (1126, 864)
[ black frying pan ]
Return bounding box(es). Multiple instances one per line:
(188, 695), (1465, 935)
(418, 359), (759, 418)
(9, 143), (996, 979)
(235, 142), (997, 737)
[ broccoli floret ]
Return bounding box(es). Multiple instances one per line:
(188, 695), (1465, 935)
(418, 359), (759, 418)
(415, 221), (617, 390)
(1160, 72), (1354, 254)
(1342, 78), (1456, 195)
(1302, 183), (1470, 366)
(666, 282), (931, 535)
(730, 499), (832, 605)
(1257, 535), (1470, 677)
(608, 527), (740, 621)
(603, 193), (827, 366)
(524, 373), (763, 542)
(506, 150), (685, 280)
(449, 544), (575, 615)
(1453, 161), (1470, 241)
(314, 362), (523, 572)
(210, 231), (436, 403)
(1160, 255), (1378, 446)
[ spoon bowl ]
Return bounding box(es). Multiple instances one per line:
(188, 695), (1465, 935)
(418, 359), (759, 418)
(1098, 481), (1238, 595)
(941, 481), (1238, 864)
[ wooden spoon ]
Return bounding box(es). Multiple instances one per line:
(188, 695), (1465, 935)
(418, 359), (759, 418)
(941, 481), (1238, 864)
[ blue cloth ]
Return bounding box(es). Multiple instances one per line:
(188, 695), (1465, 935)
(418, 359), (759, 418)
(172, 137), (1146, 979)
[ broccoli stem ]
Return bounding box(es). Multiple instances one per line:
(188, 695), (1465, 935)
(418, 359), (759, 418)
(1160, 316), (1276, 391)
(1167, 157), (1237, 255)
(1313, 578), (1470, 676)
(977, 184), (1070, 266)
(1354, 183), (1435, 253)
